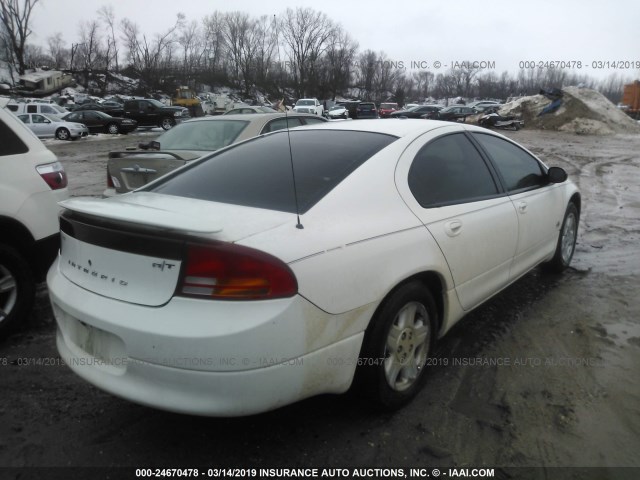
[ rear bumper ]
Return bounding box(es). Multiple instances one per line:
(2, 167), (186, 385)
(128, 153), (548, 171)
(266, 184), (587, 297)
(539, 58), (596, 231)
(47, 258), (364, 416)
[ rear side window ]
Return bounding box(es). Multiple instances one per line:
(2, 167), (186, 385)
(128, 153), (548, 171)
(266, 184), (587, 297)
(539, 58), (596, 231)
(473, 133), (546, 192)
(409, 133), (498, 207)
(261, 117), (303, 133)
(0, 118), (29, 156)
(151, 130), (397, 213)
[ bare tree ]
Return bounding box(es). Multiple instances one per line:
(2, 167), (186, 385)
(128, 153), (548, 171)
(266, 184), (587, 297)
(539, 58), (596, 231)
(77, 19), (104, 86)
(279, 7), (335, 97)
(222, 11), (264, 95)
(46, 32), (67, 69)
(412, 71), (434, 101)
(178, 18), (204, 84)
(0, 0), (39, 75)
(202, 11), (226, 78)
(98, 5), (119, 72)
(321, 28), (357, 98)
(372, 52), (403, 101)
(120, 13), (184, 91)
(355, 49), (377, 99)
(252, 15), (278, 88)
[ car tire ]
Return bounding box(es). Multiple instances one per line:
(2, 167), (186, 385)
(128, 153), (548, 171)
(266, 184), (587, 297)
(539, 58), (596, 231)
(161, 117), (175, 130)
(543, 202), (579, 273)
(107, 123), (119, 134)
(55, 128), (70, 140)
(356, 282), (437, 410)
(0, 244), (35, 336)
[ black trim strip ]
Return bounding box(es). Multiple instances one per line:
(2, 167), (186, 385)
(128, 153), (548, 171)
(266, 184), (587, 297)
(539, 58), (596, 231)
(60, 211), (184, 260)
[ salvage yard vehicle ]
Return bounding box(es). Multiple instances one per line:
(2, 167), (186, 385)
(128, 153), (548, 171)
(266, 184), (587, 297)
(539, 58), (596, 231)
(478, 108), (524, 130)
(0, 97), (69, 336)
(423, 105), (477, 122)
(379, 102), (399, 118)
(390, 105), (442, 119)
(223, 105), (277, 115)
(104, 113), (327, 196)
(326, 104), (349, 119)
(17, 113), (88, 140)
(49, 119), (580, 416)
(62, 110), (138, 135)
(121, 98), (189, 130)
(356, 102), (378, 119)
(292, 98), (324, 116)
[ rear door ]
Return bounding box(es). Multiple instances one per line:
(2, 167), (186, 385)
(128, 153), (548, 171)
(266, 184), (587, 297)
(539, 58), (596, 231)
(396, 128), (518, 311)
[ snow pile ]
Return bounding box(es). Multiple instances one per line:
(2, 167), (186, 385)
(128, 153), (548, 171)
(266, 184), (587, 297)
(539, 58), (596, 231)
(499, 87), (640, 135)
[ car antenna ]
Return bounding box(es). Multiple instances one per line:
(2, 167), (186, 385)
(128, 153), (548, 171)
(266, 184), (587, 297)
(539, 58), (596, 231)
(274, 13), (303, 229)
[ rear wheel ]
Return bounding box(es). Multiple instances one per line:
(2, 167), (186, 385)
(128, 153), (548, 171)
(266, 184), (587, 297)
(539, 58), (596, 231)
(0, 244), (35, 336)
(356, 282), (437, 410)
(543, 202), (579, 273)
(55, 128), (70, 140)
(106, 123), (119, 134)
(161, 117), (175, 130)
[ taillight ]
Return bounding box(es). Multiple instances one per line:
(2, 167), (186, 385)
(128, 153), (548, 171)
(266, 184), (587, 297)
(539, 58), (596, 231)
(179, 242), (297, 300)
(107, 169), (114, 188)
(36, 162), (67, 190)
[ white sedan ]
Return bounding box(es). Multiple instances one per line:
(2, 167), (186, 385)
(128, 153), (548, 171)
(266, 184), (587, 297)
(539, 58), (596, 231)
(47, 119), (580, 416)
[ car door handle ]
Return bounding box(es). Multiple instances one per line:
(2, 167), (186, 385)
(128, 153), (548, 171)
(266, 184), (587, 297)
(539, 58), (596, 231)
(444, 220), (463, 237)
(517, 201), (528, 213)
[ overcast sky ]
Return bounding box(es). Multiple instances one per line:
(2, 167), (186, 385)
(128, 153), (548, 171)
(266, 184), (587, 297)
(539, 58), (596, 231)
(30, 0), (640, 81)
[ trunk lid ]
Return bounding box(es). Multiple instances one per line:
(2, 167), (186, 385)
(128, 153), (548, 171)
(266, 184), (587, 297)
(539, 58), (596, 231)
(108, 152), (197, 193)
(58, 193), (293, 305)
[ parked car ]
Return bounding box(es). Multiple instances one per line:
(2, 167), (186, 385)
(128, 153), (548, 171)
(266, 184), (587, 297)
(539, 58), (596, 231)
(356, 102), (378, 119)
(223, 106), (278, 115)
(6, 101), (71, 120)
(104, 113), (328, 196)
(326, 104), (348, 119)
(121, 98), (189, 130)
(49, 119), (580, 416)
(292, 98), (324, 116)
(424, 105), (477, 122)
(17, 113), (88, 140)
(62, 110), (138, 135)
(379, 102), (399, 118)
(71, 102), (125, 115)
(0, 97), (69, 336)
(337, 100), (361, 119)
(467, 100), (502, 112)
(390, 105), (442, 119)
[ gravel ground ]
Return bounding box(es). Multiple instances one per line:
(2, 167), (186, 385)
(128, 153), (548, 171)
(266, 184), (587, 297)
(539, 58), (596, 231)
(1, 128), (639, 480)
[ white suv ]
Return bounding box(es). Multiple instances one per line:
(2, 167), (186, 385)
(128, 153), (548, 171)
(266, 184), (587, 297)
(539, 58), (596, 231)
(0, 97), (69, 335)
(292, 98), (324, 116)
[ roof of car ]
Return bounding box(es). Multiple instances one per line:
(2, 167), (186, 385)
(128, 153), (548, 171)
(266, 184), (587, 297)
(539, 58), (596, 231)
(183, 113), (325, 123)
(296, 118), (462, 137)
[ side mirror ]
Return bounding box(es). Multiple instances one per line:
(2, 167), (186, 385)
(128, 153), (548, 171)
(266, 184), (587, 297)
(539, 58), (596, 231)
(149, 141), (161, 150)
(548, 166), (568, 183)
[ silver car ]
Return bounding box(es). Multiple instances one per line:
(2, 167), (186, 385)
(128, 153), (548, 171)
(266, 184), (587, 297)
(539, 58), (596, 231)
(17, 113), (88, 140)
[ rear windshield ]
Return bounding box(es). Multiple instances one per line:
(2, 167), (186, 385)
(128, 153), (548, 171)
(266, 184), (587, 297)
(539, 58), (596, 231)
(155, 119), (248, 151)
(380, 103), (398, 109)
(150, 130), (397, 213)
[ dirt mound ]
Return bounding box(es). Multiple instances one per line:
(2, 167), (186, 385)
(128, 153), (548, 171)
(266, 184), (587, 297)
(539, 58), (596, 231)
(498, 87), (640, 135)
